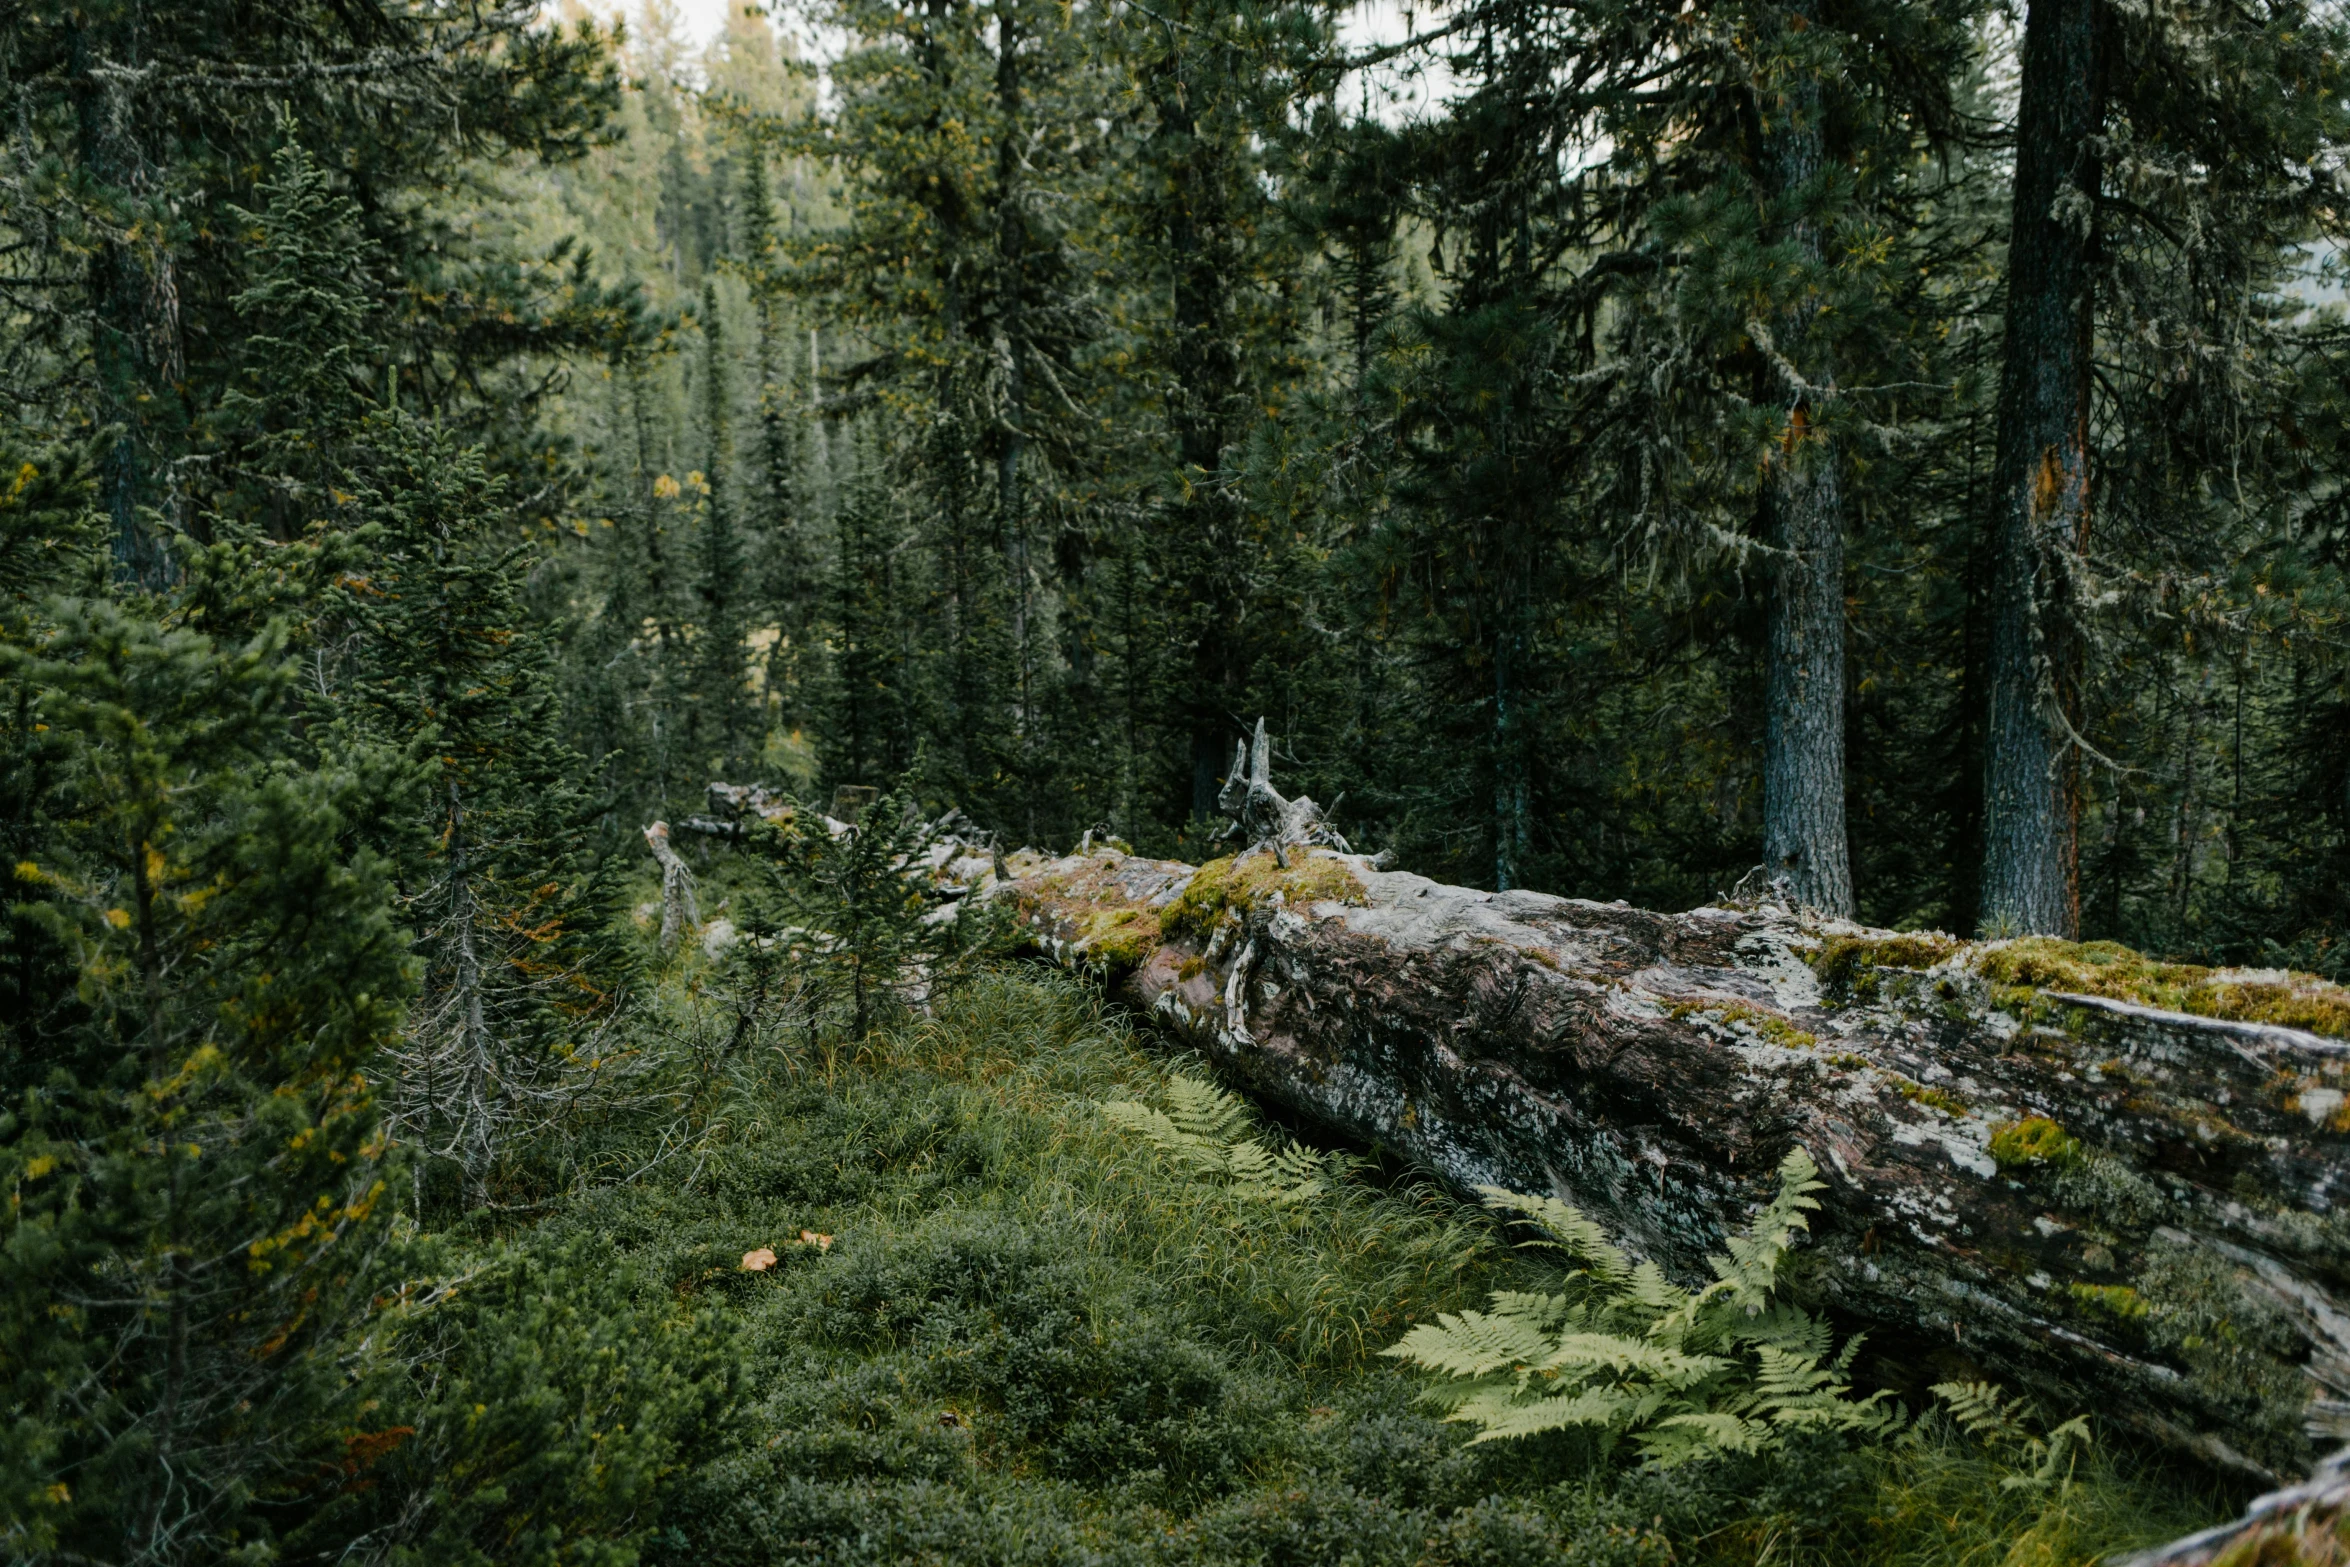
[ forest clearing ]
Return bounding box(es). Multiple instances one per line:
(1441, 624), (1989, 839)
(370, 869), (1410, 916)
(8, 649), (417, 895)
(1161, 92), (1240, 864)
(12, 0), (2350, 1561)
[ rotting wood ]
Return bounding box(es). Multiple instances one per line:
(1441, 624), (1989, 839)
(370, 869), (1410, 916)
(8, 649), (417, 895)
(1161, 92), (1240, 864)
(640, 821), (699, 950)
(997, 832), (2350, 1484)
(673, 750), (2350, 1508)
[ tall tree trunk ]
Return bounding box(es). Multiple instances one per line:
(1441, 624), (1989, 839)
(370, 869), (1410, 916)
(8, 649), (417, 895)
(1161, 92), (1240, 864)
(76, 14), (177, 589)
(995, 0), (1036, 839)
(1144, 15), (1246, 826)
(1980, 0), (2101, 937)
(1756, 3), (1855, 919)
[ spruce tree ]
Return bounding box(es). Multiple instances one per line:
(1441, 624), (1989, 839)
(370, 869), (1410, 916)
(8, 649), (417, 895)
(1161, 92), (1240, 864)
(344, 417), (623, 1210)
(0, 603), (409, 1563)
(0, 2), (622, 586)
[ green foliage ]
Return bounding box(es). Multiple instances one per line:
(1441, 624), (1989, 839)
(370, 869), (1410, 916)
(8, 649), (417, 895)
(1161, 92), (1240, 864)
(0, 600), (409, 1564)
(299, 1235), (734, 1567)
(1100, 1072), (1333, 1201)
(1385, 1149), (1897, 1466)
(341, 414), (627, 1209)
(733, 777), (1002, 1037)
(1929, 1381), (2095, 1493)
(492, 969), (2216, 1567)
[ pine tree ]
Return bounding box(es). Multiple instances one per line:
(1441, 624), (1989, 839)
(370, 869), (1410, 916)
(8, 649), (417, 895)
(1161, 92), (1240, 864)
(0, 602), (409, 1563)
(345, 417), (624, 1211)
(0, 2), (622, 586)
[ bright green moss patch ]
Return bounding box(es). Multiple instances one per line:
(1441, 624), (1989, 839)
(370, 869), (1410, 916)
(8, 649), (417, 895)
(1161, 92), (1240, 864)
(1069, 904), (1160, 971)
(1812, 932), (1964, 998)
(1975, 938), (2350, 1040)
(1161, 849), (1367, 946)
(2066, 1283), (2150, 1322)
(1989, 1116), (2084, 1171)
(1665, 997), (1821, 1050)
(1899, 1081), (1973, 1117)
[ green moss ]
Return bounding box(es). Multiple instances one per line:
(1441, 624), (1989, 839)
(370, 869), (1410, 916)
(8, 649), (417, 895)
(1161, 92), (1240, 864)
(1072, 905), (1159, 971)
(1976, 937), (2350, 1040)
(2066, 1282), (2150, 1322)
(1160, 849), (1366, 946)
(1898, 1081), (1973, 1117)
(1665, 997), (1822, 1051)
(1988, 1116), (2083, 1171)
(2136, 1235), (2311, 1467)
(1812, 932), (1964, 999)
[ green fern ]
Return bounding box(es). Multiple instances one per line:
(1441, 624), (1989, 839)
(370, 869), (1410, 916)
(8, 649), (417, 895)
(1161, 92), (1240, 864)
(1384, 1146), (1899, 1467)
(1098, 1073), (1329, 1202)
(1929, 1381), (2093, 1491)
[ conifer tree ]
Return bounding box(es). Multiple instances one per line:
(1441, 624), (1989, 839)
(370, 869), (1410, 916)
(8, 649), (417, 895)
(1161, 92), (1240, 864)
(1978, 0), (2100, 938)
(345, 417), (624, 1210)
(0, 1), (622, 585)
(1117, 0), (1332, 827)
(1, 603), (409, 1563)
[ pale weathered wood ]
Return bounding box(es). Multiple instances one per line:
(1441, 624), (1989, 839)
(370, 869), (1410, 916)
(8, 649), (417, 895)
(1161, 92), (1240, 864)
(640, 821), (700, 949)
(1003, 840), (2350, 1482)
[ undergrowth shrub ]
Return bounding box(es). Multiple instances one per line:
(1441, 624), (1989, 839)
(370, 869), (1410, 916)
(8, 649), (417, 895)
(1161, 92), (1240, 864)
(490, 968), (2227, 1567)
(305, 1234), (735, 1567)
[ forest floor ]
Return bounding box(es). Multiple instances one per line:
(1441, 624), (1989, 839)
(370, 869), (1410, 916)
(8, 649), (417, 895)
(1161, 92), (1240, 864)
(514, 966), (2239, 1567)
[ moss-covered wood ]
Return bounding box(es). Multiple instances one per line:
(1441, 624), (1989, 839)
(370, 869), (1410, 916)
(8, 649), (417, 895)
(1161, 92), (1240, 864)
(1005, 845), (2350, 1482)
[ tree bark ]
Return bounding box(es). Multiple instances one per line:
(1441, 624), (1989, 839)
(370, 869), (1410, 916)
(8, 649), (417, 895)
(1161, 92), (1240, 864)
(1980, 0), (2101, 938)
(1006, 842), (2350, 1480)
(994, 0), (1036, 838)
(1756, 1), (1855, 919)
(75, 12), (178, 590)
(1140, 7), (1248, 827)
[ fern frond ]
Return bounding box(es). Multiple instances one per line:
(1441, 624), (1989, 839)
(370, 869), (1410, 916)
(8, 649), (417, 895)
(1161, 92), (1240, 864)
(1475, 1186), (1636, 1284)
(1452, 1383), (1644, 1442)
(1537, 1332), (1727, 1388)
(1735, 1303), (1832, 1363)
(1163, 1073), (1252, 1144)
(1098, 1100), (1225, 1174)
(1749, 1342), (1838, 1402)
(2002, 1415), (2093, 1492)
(1931, 1380), (2021, 1440)
(1706, 1145), (1822, 1312)
(1100, 1076), (1327, 1201)
(1383, 1305), (1557, 1378)
(1389, 1142), (1900, 1466)
(1640, 1411), (1766, 1465)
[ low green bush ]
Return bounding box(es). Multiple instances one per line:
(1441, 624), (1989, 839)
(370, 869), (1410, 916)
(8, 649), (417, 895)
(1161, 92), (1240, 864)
(460, 967), (2233, 1567)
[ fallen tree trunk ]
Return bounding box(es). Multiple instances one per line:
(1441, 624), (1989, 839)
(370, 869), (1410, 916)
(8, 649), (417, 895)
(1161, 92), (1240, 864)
(1002, 839), (2350, 1482)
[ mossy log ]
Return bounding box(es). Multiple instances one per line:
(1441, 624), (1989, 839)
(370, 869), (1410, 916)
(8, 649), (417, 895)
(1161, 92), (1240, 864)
(1002, 842), (2350, 1482)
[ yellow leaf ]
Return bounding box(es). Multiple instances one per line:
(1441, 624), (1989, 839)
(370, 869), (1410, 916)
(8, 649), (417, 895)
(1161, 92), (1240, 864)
(105, 908), (131, 929)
